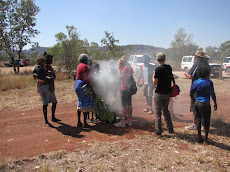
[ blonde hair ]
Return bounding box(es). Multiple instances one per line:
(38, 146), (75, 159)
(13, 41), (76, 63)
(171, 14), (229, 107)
(156, 52), (166, 62)
(118, 58), (125, 69)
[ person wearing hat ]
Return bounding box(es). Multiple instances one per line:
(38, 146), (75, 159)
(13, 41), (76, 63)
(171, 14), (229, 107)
(185, 50), (211, 130)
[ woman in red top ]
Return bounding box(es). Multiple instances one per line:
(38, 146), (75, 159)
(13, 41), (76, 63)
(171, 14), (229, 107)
(114, 56), (134, 128)
(74, 54), (94, 127)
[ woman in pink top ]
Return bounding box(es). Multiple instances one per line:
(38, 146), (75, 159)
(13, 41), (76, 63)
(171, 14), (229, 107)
(114, 56), (134, 128)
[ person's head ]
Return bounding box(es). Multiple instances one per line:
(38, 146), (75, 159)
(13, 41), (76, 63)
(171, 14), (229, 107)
(117, 57), (125, 71)
(194, 50), (206, 61)
(87, 58), (93, 67)
(37, 57), (46, 65)
(78, 53), (88, 64)
(197, 65), (210, 79)
(92, 62), (100, 73)
(143, 55), (150, 66)
(156, 52), (166, 64)
(44, 52), (53, 65)
(121, 55), (127, 62)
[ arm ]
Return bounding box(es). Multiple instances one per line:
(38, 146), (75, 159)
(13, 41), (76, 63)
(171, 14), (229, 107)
(210, 82), (217, 110)
(153, 77), (158, 86)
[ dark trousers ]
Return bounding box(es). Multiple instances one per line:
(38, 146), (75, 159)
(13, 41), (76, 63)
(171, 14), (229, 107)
(194, 101), (211, 141)
(154, 93), (174, 134)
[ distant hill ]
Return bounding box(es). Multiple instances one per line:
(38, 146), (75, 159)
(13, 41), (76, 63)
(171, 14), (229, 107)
(23, 44), (166, 58)
(23, 47), (48, 55)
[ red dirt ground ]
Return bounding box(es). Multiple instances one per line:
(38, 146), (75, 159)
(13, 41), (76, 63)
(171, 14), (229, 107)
(0, 91), (229, 160)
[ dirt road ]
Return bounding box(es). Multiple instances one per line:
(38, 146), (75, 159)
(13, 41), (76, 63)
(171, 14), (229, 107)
(0, 71), (229, 160)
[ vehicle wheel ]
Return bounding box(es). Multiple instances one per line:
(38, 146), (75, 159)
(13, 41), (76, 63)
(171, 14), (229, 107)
(184, 68), (189, 73)
(226, 68), (230, 75)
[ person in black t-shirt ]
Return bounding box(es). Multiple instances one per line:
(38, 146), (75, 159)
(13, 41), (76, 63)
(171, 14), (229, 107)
(153, 52), (174, 135)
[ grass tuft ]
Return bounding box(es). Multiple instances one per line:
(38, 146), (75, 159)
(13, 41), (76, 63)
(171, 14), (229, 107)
(55, 72), (70, 81)
(0, 74), (36, 91)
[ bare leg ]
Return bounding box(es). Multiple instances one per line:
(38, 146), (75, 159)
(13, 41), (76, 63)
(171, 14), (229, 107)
(43, 105), (49, 125)
(83, 112), (90, 127)
(77, 110), (82, 127)
(52, 103), (61, 122)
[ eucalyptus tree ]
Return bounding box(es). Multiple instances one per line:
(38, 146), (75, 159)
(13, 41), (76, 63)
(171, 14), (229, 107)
(101, 31), (123, 59)
(205, 46), (220, 61)
(50, 25), (88, 73)
(219, 41), (230, 61)
(170, 28), (198, 66)
(0, 0), (40, 73)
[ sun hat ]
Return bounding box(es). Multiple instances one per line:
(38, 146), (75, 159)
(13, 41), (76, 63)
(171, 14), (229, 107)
(194, 50), (206, 58)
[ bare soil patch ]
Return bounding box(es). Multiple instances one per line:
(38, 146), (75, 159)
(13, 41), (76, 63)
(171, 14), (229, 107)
(0, 71), (230, 171)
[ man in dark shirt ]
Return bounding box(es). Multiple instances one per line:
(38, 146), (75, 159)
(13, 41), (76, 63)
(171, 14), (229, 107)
(185, 50), (210, 130)
(153, 52), (174, 135)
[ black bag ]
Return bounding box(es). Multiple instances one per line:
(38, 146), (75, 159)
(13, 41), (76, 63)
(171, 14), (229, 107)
(128, 76), (137, 95)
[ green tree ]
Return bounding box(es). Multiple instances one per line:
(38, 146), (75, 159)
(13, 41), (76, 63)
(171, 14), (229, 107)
(100, 31), (123, 59)
(87, 41), (103, 60)
(205, 46), (220, 62)
(219, 41), (230, 62)
(170, 28), (198, 67)
(50, 25), (88, 73)
(0, 0), (40, 73)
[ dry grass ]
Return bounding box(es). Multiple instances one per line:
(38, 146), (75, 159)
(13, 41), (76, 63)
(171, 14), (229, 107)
(1, 129), (229, 172)
(55, 72), (70, 81)
(0, 74), (36, 91)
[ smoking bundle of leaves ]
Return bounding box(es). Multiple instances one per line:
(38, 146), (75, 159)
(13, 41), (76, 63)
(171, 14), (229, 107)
(82, 84), (114, 123)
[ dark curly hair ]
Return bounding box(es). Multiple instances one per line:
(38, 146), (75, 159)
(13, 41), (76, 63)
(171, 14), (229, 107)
(197, 65), (210, 79)
(44, 51), (53, 64)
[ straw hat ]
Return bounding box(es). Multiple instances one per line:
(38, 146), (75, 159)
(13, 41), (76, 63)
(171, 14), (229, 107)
(194, 50), (206, 58)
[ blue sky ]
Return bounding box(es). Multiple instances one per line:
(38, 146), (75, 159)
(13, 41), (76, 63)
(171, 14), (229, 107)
(28, 0), (230, 50)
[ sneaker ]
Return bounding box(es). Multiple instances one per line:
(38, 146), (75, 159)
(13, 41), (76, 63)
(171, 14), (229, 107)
(148, 110), (154, 114)
(143, 108), (149, 112)
(185, 124), (197, 130)
(114, 121), (125, 128)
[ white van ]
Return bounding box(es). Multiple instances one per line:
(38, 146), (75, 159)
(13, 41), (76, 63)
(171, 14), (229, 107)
(128, 54), (155, 76)
(181, 55), (222, 78)
(181, 56), (195, 73)
(223, 57), (230, 74)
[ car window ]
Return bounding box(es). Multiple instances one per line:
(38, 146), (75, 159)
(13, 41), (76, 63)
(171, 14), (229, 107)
(183, 57), (187, 62)
(224, 58), (230, 63)
(188, 57), (192, 62)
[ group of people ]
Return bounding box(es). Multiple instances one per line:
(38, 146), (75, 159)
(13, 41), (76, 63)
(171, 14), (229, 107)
(33, 50), (217, 145)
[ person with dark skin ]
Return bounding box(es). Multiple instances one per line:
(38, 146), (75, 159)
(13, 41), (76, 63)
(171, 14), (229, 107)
(74, 54), (95, 127)
(190, 65), (217, 144)
(185, 50), (210, 130)
(33, 52), (60, 126)
(137, 55), (155, 114)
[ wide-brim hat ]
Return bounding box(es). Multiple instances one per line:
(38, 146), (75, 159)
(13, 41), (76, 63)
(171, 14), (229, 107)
(194, 50), (206, 58)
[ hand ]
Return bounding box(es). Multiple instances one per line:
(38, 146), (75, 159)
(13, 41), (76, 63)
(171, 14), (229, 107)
(214, 104), (217, 111)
